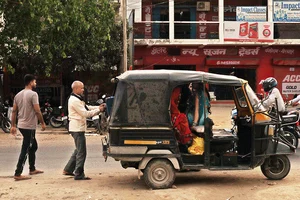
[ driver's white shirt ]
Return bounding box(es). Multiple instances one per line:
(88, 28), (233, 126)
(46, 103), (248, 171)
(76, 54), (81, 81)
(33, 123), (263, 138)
(262, 88), (285, 112)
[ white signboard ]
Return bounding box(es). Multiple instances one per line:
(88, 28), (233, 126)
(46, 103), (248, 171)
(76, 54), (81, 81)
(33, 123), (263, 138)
(236, 6), (267, 22)
(274, 1), (300, 22)
(282, 83), (300, 94)
(224, 22), (273, 42)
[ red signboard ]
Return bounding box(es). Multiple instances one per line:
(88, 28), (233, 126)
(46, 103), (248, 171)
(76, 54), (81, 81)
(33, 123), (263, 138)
(274, 67), (300, 99)
(206, 58), (260, 65)
(197, 12), (208, 39)
(273, 58), (300, 65)
(142, 0), (152, 39)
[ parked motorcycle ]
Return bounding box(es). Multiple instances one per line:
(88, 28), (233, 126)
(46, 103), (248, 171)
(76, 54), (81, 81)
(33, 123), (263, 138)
(0, 99), (11, 133)
(40, 99), (53, 125)
(49, 106), (68, 129)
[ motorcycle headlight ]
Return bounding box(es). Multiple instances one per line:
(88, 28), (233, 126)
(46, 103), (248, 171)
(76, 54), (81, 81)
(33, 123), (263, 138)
(268, 125), (275, 136)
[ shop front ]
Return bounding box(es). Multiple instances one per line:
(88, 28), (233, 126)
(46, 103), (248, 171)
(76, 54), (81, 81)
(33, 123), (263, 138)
(134, 45), (300, 100)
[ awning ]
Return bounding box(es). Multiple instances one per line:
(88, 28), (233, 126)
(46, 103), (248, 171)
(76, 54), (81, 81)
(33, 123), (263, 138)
(273, 58), (300, 65)
(206, 58), (260, 66)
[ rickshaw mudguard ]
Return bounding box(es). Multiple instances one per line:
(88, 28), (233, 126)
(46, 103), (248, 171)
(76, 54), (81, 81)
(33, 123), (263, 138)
(108, 146), (148, 161)
(138, 150), (180, 170)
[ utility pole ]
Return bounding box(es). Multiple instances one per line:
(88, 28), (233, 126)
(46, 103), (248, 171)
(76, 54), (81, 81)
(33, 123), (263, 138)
(122, 0), (127, 72)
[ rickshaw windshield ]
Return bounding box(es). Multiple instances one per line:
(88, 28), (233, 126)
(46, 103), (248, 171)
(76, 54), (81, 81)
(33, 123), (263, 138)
(245, 84), (267, 112)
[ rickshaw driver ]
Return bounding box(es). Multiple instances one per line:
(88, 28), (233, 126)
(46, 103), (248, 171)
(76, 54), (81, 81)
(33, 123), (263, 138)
(260, 77), (286, 115)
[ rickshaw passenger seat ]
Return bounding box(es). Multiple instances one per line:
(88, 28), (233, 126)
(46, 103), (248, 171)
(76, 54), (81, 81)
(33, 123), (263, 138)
(204, 118), (238, 152)
(210, 130), (238, 153)
(211, 130), (238, 142)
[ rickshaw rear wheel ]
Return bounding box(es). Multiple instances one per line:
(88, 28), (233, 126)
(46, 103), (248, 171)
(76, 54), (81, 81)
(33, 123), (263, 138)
(260, 155), (290, 180)
(143, 159), (175, 189)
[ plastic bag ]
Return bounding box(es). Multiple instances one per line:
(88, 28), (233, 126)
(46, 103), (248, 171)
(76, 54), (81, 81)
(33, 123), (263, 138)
(188, 136), (204, 155)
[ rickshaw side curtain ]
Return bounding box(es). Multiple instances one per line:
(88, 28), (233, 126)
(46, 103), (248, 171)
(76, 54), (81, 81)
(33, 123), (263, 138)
(110, 80), (171, 126)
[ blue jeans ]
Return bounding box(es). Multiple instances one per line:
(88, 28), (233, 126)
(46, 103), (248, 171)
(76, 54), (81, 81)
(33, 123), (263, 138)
(64, 132), (86, 178)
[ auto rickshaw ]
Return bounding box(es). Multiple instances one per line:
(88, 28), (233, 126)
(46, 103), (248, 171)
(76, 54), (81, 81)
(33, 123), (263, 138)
(102, 70), (295, 189)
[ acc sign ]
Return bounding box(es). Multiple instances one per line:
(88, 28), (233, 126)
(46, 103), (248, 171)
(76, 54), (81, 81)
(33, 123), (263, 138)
(282, 75), (300, 82)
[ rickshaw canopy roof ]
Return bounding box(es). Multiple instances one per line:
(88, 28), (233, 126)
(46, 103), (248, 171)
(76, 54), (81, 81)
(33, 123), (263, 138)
(116, 70), (247, 86)
(110, 70), (248, 127)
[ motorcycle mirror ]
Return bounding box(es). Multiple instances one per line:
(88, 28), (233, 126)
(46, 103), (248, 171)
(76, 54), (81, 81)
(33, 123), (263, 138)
(97, 99), (104, 104)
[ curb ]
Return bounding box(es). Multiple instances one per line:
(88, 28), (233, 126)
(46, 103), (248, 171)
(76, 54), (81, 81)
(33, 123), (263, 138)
(36, 128), (98, 135)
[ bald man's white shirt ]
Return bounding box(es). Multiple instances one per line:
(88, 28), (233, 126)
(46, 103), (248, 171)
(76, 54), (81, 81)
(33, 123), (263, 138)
(68, 94), (100, 132)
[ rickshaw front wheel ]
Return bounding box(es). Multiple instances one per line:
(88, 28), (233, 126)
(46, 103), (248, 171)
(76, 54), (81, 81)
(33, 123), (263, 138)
(143, 159), (176, 189)
(260, 155), (290, 180)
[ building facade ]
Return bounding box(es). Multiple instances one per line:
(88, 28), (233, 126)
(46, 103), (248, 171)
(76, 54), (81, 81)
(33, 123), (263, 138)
(130, 0), (300, 100)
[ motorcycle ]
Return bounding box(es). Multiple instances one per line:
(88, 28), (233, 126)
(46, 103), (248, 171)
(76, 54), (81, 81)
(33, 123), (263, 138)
(40, 100), (53, 125)
(49, 106), (68, 129)
(282, 106), (300, 148)
(231, 104), (299, 148)
(0, 100), (11, 133)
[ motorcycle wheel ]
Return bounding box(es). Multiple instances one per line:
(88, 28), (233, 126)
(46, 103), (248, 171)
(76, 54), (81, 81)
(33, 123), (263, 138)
(280, 129), (298, 148)
(282, 127), (299, 148)
(49, 116), (63, 128)
(2, 117), (11, 133)
(261, 155), (290, 180)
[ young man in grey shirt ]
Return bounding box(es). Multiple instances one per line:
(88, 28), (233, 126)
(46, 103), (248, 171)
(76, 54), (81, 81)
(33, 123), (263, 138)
(10, 74), (46, 181)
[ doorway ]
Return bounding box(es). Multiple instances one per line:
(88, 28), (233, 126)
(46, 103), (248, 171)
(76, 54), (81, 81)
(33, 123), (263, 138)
(209, 68), (256, 100)
(154, 65), (196, 71)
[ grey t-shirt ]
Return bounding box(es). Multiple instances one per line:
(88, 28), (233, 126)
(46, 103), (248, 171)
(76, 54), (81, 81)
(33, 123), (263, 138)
(14, 89), (39, 129)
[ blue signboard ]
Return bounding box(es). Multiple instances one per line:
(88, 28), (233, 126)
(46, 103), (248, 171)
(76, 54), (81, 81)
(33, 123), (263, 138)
(273, 1), (300, 22)
(236, 7), (267, 22)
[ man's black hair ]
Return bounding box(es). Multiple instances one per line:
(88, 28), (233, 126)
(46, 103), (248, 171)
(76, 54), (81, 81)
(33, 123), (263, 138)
(24, 74), (36, 86)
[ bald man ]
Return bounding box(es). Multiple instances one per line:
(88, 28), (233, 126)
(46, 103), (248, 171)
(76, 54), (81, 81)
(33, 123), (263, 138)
(63, 81), (106, 180)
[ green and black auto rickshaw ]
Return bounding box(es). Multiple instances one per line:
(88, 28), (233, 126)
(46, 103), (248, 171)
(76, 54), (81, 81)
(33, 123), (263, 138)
(102, 70), (295, 189)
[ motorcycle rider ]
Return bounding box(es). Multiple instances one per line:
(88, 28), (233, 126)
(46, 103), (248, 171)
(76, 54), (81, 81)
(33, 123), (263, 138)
(260, 77), (286, 114)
